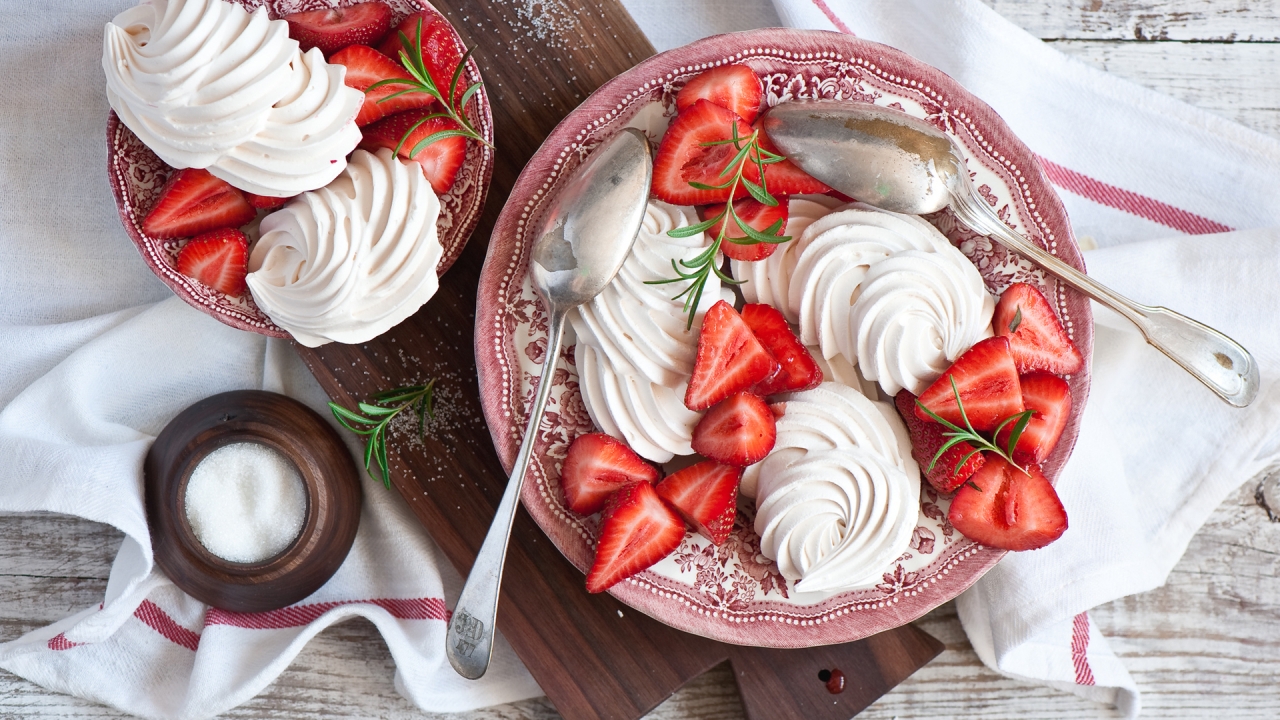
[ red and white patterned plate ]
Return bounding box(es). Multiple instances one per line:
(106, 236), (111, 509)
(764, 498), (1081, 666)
(476, 29), (1093, 647)
(107, 0), (494, 339)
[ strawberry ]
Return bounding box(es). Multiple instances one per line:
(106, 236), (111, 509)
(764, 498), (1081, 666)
(654, 460), (742, 545)
(586, 481), (685, 593)
(691, 393), (777, 467)
(993, 282), (1084, 375)
(916, 336), (1025, 431)
(360, 109), (467, 194)
(142, 168), (256, 240)
(894, 391), (985, 493)
(176, 228), (249, 296)
(685, 300), (779, 411)
(651, 99), (756, 206)
(996, 373), (1073, 466)
(676, 64), (763, 123)
(560, 433), (660, 515)
(740, 303), (823, 395)
(750, 122), (832, 196)
(377, 9), (466, 105)
(948, 455), (1067, 551)
(244, 192), (293, 210)
(330, 44), (435, 126)
(283, 2), (393, 55)
(699, 197), (788, 261)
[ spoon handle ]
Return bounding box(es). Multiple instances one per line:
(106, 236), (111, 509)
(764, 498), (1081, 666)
(949, 184), (1259, 408)
(446, 307), (568, 679)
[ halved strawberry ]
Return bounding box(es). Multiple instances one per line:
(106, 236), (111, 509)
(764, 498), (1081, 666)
(691, 393), (776, 467)
(996, 373), (1072, 466)
(142, 168), (256, 240)
(948, 455), (1067, 551)
(176, 228), (249, 296)
(894, 391), (985, 493)
(916, 336), (1024, 431)
(750, 122), (832, 196)
(560, 433), (660, 515)
(685, 300), (779, 411)
(652, 99), (756, 206)
(360, 109), (467, 194)
(654, 460), (742, 545)
(699, 197), (788, 261)
(244, 192), (293, 210)
(993, 283), (1084, 375)
(330, 44), (435, 126)
(740, 303), (823, 395)
(586, 481), (686, 593)
(284, 2), (393, 55)
(676, 64), (763, 123)
(377, 9), (466, 105)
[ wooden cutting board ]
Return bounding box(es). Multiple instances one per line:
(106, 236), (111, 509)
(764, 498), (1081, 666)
(294, 2), (943, 718)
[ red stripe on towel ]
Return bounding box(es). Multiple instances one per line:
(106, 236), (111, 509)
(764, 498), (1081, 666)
(809, 0), (854, 34)
(1071, 612), (1096, 686)
(134, 600), (200, 652)
(206, 597), (450, 630)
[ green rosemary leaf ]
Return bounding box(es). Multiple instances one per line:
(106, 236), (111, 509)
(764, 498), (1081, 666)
(376, 434), (391, 488)
(357, 402), (397, 416)
(363, 429), (377, 475)
(950, 376), (977, 433)
(667, 213), (722, 238)
(409, 129), (473, 158)
(329, 403), (378, 425)
(366, 77), (418, 93)
(719, 139), (755, 178)
(914, 399), (966, 434)
(458, 81), (484, 111)
(449, 48), (473, 106)
(688, 179), (735, 191)
(742, 176), (774, 205)
(699, 138), (740, 147)
(1005, 410), (1034, 459)
(954, 448), (983, 478)
(733, 216), (790, 244)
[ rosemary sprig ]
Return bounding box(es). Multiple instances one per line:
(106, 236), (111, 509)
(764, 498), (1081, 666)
(329, 381), (436, 488)
(367, 18), (492, 156)
(915, 376), (1036, 485)
(645, 122), (791, 330)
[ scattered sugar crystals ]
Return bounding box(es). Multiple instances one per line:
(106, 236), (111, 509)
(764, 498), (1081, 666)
(185, 442), (307, 564)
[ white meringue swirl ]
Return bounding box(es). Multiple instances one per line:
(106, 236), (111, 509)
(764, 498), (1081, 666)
(245, 149), (443, 347)
(103, 0), (362, 196)
(734, 194), (845, 313)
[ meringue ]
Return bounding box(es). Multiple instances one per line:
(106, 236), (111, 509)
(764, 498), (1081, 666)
(245, 149), (443, 347)
(103, 0), (362, 196)
(733, 194), (845, 313)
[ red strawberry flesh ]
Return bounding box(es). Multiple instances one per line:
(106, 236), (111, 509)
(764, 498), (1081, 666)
(690, 392), (777, 467)
(894, 391), (984, 493)
(996, 373), (1073, 466)
(244, 192), (293, 210)
(652, 99), (756, 206)
(330, 44), (435, 126)
(700, 198), (788, 262)
(284, 2), (393, 55)
(654, 460), (742, 545)
(948, 455), (1067, 551)
(176, 228), (249, 296)
(360, 109), (467, 194)
(684, 300), (779, 411)
(916, 336), (1025, 431)
(993, 282), (1084, 375)
(675, 64), (763, 123)
(740, 303), (823, 395)
(560, 433), (660, 515)
(142, 168), (256, 240)
(586, 481), (686, 593)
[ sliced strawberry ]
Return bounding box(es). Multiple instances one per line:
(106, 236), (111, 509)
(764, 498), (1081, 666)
(142, 168), (256, 240)
(330, 44), (435, 126)
(586, 481), (686, 593)
(652, 99), (756, 206)
(750, 122), (832, 196)
(360, 109), (467, 194)
(685, 300), (779, 411)
(948, 455), (1067, 551)
(740, 303), (823, 395)
(894, 391), (985, 493)
(284, 2), (393, 55)
(560, 433), (660, 515)
(916, 336), (1025, 431)
(691, 393), (776, 467)
(378, 9), (466, 105)
(699, 197), (787, 261)
(676, 64), (763, 123)
(995, 373), (1072, 466)
(654, 460), (742, 545)
(244, 192), (293, 210)
(176, 228), (248, 296)
(993, 282), (1084, 375)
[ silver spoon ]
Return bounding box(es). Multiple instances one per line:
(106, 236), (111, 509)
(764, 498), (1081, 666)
(445, 127), (653, 679)
(761, 100), (1259, 408)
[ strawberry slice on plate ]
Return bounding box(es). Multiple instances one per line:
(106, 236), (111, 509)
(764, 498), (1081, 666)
(740, 303), (823, 395)
(378, 9), (466, 105)
(142, 168), (256, 240)
(994, 282), (1084, 375)
(916, 336), (1025, 431)
(361, 109), (467, 194)
(330, 44), (435, 126)
(655, 460), (742, 545)
(176, 228), (249, 296)
(685, 300), (779, 411)
(691, 392), (777, 467)
(586, 481), (686, 593)
(699, 197), (788, 262)
(560, 433), (659, 515)
(284, 1), (393, 55)
(244, 192), (293, 210)
(652, 99), (756, 206)
(676, 64), (763, 123)
(948, 455), (1067, 551)
(996, 373), (1073, 465)
(894, 391), (984, 493)
(749, 122), (832, 196)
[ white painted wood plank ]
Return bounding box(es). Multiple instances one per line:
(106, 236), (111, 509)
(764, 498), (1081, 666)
(981, 0), (1280, 42)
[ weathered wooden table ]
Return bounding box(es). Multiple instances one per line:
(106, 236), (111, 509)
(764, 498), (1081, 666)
(4, 1), (1279, 717)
